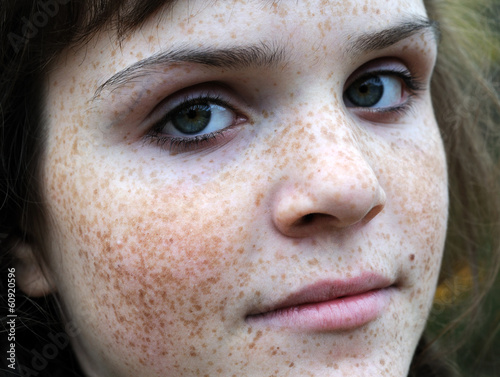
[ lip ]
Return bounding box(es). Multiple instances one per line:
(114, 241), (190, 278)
(245, 273), (394, 332)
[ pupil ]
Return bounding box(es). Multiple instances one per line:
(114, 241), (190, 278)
(359, 84), (369, 94)
(173, 104), (212, 134)
(346, 76), (384, 107)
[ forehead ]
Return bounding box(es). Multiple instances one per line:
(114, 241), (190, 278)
(85, 0), (429, 47)
(143, 0), (428, 36)
(67, 1), (428, 81)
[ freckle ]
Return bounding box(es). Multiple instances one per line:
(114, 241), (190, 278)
(254, 193), (264, 206)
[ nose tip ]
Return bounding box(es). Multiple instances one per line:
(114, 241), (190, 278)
(272, 173), (386, 238)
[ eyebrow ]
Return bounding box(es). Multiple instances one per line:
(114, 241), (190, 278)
(92, 42), (287, 100)
(347, 17), (440, 54)
(92, 17), (439, 100)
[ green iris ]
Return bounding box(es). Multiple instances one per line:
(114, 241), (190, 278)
(346, 76), (384, 107)
(172, 104), (212, 134)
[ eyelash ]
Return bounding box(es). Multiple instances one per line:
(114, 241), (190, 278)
(144, 68), (425, 154)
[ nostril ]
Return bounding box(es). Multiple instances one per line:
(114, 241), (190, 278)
(291, 213), (316, 228)
(302, 214), (316, 224)
(295, 213), (336, 227)
(273, 177), (386, 237)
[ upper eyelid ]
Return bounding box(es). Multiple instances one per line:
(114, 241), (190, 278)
(147, 85), (245, 124)
(343, 64), (429, 100)
(165, 95), (231, 115)
(157, 84), (230, 107)
(349, 70), (424, 92)
(344, 60), (412, 86)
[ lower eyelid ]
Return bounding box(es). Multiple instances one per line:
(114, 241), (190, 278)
(145, 120), (242, 155)
(150, 84), (246, 120)
(146, 132), (220, 154)
(348, 99), (418, 124)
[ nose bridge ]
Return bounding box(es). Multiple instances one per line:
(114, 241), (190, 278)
(271, 102), (386, 237)
(282, 101), (374, 182)
(292, 113), (382, 209)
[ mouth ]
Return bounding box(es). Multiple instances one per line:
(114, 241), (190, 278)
(245, 273), (394, 332)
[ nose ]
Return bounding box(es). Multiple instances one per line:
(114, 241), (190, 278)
(272, 126), (386, 238)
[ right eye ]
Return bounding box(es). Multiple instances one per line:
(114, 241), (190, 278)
(145, 93), (247, 154)
(342, 61), (425, 123)
(344, 74), (406, 109)
(157, 98), (238, 137)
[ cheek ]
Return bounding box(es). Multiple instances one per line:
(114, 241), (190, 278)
(379, 128), (448, 310)
(392, 137), (448, 258)
(42, 144), (260, 371)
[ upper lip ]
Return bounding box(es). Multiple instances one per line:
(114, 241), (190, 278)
(247, 272), (394, 317)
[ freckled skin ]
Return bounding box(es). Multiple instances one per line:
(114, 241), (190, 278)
(40, 0), (447, 376)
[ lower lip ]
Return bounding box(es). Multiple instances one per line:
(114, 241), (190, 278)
(246, 288), (392, 332)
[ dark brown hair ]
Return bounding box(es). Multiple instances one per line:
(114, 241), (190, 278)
(1, 1), (499, 376)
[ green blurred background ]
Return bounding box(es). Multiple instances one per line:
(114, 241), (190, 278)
(426, 2), (500, 376)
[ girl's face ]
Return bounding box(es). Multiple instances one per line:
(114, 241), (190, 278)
(38, 0), (447, 376)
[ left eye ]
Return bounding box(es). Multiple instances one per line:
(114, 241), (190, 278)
(156, 99), (237, 137)
(344, 74), (404, 109)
